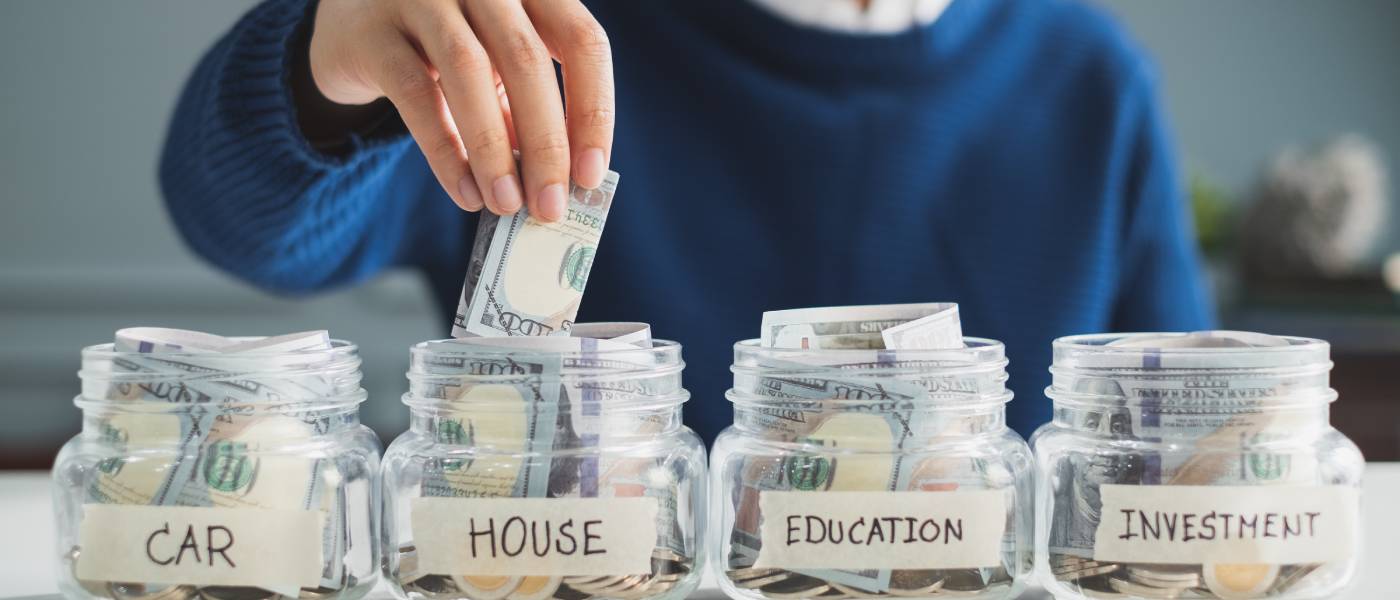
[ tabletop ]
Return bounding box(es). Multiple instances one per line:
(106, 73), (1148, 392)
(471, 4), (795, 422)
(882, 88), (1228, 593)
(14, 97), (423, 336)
(3, 466), (1397, 599)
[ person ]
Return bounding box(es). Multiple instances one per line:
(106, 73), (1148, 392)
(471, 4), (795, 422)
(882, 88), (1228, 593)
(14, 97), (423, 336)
(160, 0), (1214, 444)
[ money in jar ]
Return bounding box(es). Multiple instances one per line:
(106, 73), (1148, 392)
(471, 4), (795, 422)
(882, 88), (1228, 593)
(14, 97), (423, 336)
(1033, 331), (1364, 599)
(381, 331), (706, 600)
(51, 328), (382, 600)
(713, 304), (1035, 599)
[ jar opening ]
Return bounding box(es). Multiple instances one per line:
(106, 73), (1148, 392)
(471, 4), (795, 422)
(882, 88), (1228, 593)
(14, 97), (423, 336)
(728, 337), (1012, 410)
(1047, 332), (1335, 409)
(404, 338), (687, 412)
(76, 340), (366, 410)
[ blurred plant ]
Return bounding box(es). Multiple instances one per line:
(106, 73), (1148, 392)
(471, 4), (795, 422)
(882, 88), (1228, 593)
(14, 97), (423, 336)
(1238, 135), (1389, 280)
(1190, 174), (1234, 258)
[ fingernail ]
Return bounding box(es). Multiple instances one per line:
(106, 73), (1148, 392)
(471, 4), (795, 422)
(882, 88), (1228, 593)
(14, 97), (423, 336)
(539, 183), (568, 221)
(491, 175), (523, 213)
(457, 176), (484, 211)
(575, 147), (607, 188)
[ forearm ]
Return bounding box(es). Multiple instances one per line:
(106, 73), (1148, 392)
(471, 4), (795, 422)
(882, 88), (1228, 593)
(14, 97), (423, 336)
(158, 0), (422, 294)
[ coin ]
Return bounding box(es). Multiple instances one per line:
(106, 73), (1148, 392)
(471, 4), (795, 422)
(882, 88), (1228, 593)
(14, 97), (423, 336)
(453, 575), (523, 600)
(733, 572), (791, 589)
(1108, 576), (1188, 599)
(827, 582), (882, 598)
(1203, 563), (1279, 599)
(759, 574), (830, 600)
(1125, 565), (1200, 589)
(551, 583), (592, 600)
(886, 570), (947, 597)
(108, 582), (198, 600)
(196, 587), (281, 600)
(507, 576), (562, 600)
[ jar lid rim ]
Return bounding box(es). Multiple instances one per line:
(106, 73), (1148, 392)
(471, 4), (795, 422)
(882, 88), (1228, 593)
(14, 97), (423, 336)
(80, 339), (362, 360)
(1052, 332), (1329, 354)
(731, 336), (1006, 358)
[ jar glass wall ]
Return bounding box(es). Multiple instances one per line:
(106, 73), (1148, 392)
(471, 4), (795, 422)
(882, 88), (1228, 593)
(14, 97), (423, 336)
(51, 340), (381, 600)
(381, 339), (706, 600)
(711, 339), (1035, 599)
(1033, 332), (1364, 600)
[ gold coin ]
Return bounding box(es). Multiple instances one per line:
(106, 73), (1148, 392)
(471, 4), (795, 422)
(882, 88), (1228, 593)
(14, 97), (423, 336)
(508, 576), (562, 600)
(453, 575), (523, 600)
(1203, 563), (1279, 599)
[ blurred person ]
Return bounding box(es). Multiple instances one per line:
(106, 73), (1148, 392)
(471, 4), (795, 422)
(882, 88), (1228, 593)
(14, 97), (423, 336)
(160, 0), (1213, 443)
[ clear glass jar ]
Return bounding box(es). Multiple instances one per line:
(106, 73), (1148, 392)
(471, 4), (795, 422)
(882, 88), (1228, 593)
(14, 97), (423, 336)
(381, 339), (706, 600)
(1033, 332), (1364, 600)
(51, 340), (382, 600)
(711, 339), (1035, 599)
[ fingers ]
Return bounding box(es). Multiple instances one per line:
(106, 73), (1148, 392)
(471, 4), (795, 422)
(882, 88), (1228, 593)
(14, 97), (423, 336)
(404, 5), (522, 216)
(527, 0), (614, 189)
(466, 0), (572, 221)
(366, 30), (483, 212)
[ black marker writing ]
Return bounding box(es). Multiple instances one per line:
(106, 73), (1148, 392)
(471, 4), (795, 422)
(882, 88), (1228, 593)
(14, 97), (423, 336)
(1116, 509), (1322, 542)
(784, 515), (966, 547)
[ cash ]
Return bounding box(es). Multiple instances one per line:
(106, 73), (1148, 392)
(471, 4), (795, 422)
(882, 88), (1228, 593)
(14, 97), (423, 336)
(1046, 331), (1338, 599)
(74, 328), (361, 599)
(760, 303), (962, 351)
(397, 326), (697, 599)
(393, 546), (694, 600)
(729, 304), (1022, 597)
(434, 171), (698, 600)
(452, 171), (620, 338)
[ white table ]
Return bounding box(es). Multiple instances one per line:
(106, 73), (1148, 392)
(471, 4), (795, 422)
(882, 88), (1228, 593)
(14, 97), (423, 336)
(3, 467), (1396, 598)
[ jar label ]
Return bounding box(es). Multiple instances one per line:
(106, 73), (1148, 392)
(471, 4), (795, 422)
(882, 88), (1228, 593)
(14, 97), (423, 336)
(754, 490), (1008, 569)
(1092, 485), (1359, 564)
(76, 504), (325, 588)
(410, 497), (660, 576)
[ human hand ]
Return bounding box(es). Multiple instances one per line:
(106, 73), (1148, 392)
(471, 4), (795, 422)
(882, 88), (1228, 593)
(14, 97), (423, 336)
(308, 0), (614, 221)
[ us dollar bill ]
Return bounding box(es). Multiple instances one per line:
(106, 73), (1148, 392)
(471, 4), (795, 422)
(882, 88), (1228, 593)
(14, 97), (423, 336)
(760, 303), (962, 350)
(452, 171), (620, 338)
(731, 304), (1023, 594)
(1047, 331), (1336, 599)
(86, 328), (351, 594)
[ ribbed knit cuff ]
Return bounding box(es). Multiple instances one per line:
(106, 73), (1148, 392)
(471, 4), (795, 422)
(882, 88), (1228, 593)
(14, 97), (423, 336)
(159, 0), (418, 294)
(219, 0), (407, 171)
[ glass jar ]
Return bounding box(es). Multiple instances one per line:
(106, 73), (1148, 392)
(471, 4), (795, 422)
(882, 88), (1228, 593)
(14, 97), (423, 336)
(712, 339), (1034, 599)
(381, 338), (706, 600)
(1033, 332), (1364, 600)
(51, 339), (382, 600)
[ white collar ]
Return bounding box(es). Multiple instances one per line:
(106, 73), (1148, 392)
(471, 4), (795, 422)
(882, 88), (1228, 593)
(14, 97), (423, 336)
(747, 0), (952, 34)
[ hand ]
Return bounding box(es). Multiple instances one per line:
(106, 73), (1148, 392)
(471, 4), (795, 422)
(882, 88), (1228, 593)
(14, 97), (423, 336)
(307, 0), (614, 221)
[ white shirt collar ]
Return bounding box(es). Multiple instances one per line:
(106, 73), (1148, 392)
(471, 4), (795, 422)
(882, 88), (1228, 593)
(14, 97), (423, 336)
(748, 0), (952, 34)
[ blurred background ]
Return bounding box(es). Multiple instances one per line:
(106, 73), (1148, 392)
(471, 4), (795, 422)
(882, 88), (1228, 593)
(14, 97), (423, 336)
(2, 1), (1398, 467)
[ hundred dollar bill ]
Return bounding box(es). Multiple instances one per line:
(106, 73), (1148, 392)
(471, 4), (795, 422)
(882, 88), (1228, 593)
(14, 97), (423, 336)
(452, 171), (620, 338)
(1048, 331), (1323, 569)
(728, 355), (935, 592)
(760, 303), (962, 350)
(89, 328), (348, 592)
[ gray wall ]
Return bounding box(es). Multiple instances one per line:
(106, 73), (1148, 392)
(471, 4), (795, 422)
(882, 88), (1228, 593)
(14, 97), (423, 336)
(0, 1), (440, 464)
(1, 1), (1397, 463)
(1101, 0), (1400, 228)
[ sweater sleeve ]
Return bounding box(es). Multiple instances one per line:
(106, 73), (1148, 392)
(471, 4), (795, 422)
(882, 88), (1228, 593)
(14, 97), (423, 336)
(158, 0), (468, 295)
(1108, 70), (1217, 333)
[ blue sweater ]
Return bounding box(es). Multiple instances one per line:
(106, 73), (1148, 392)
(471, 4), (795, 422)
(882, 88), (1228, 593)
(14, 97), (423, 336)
(160, 0), (1213, 443)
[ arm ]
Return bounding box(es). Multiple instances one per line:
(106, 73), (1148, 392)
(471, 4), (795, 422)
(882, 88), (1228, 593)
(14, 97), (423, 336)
(1108, 73), (1217, 332)
(158, 0), (457, 294)
(160, 0), (617, 295)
